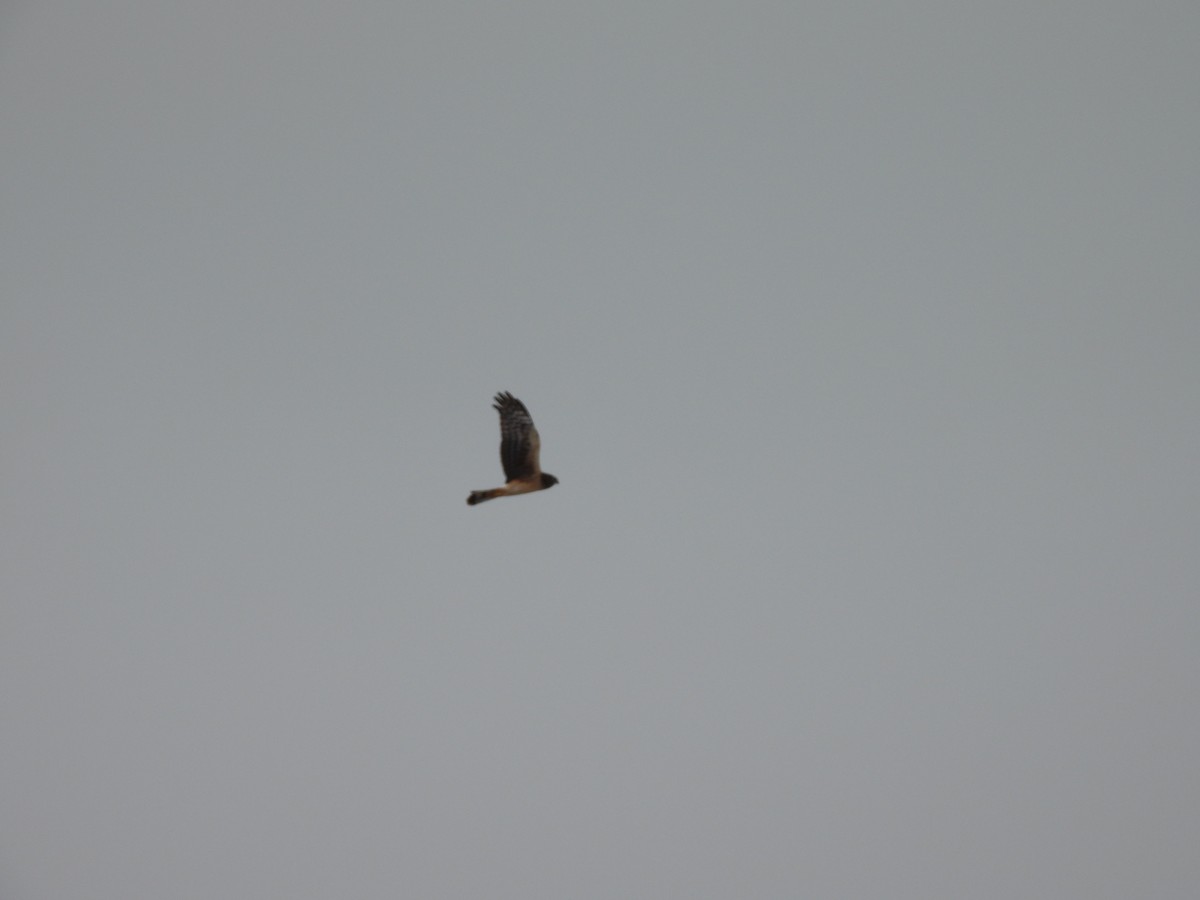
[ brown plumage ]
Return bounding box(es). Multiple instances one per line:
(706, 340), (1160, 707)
(467, 391), (558, 505)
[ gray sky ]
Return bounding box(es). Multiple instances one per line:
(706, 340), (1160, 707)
(2, 2), (1198, 898)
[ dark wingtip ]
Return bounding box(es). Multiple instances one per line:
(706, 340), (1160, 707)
(493, 390), (522, 413)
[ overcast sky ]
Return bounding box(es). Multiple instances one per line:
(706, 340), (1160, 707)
(2, 2), (1198, 898)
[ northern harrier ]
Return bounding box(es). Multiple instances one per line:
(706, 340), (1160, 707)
(467, 391), (558, 506)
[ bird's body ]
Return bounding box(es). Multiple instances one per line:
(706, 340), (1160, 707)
(467, 392), (558, 505)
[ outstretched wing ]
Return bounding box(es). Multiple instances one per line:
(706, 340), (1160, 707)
(493, 391), (541, 482)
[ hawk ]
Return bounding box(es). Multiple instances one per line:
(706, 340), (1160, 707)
(467, 391), (559, 506)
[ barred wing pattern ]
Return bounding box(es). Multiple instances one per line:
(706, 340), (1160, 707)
(466, 391), (558, 506)
(495, 391), (540, 481)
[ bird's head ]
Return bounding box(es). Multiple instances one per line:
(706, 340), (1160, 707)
(540, 473), (559, 489)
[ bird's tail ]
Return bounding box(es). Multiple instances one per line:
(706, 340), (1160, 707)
(467, 488), (503, 506)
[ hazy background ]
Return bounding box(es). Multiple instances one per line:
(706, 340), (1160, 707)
(2, 2), (1198, 898)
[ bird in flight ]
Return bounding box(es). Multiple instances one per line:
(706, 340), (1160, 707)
(467, 391), (558, 506)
